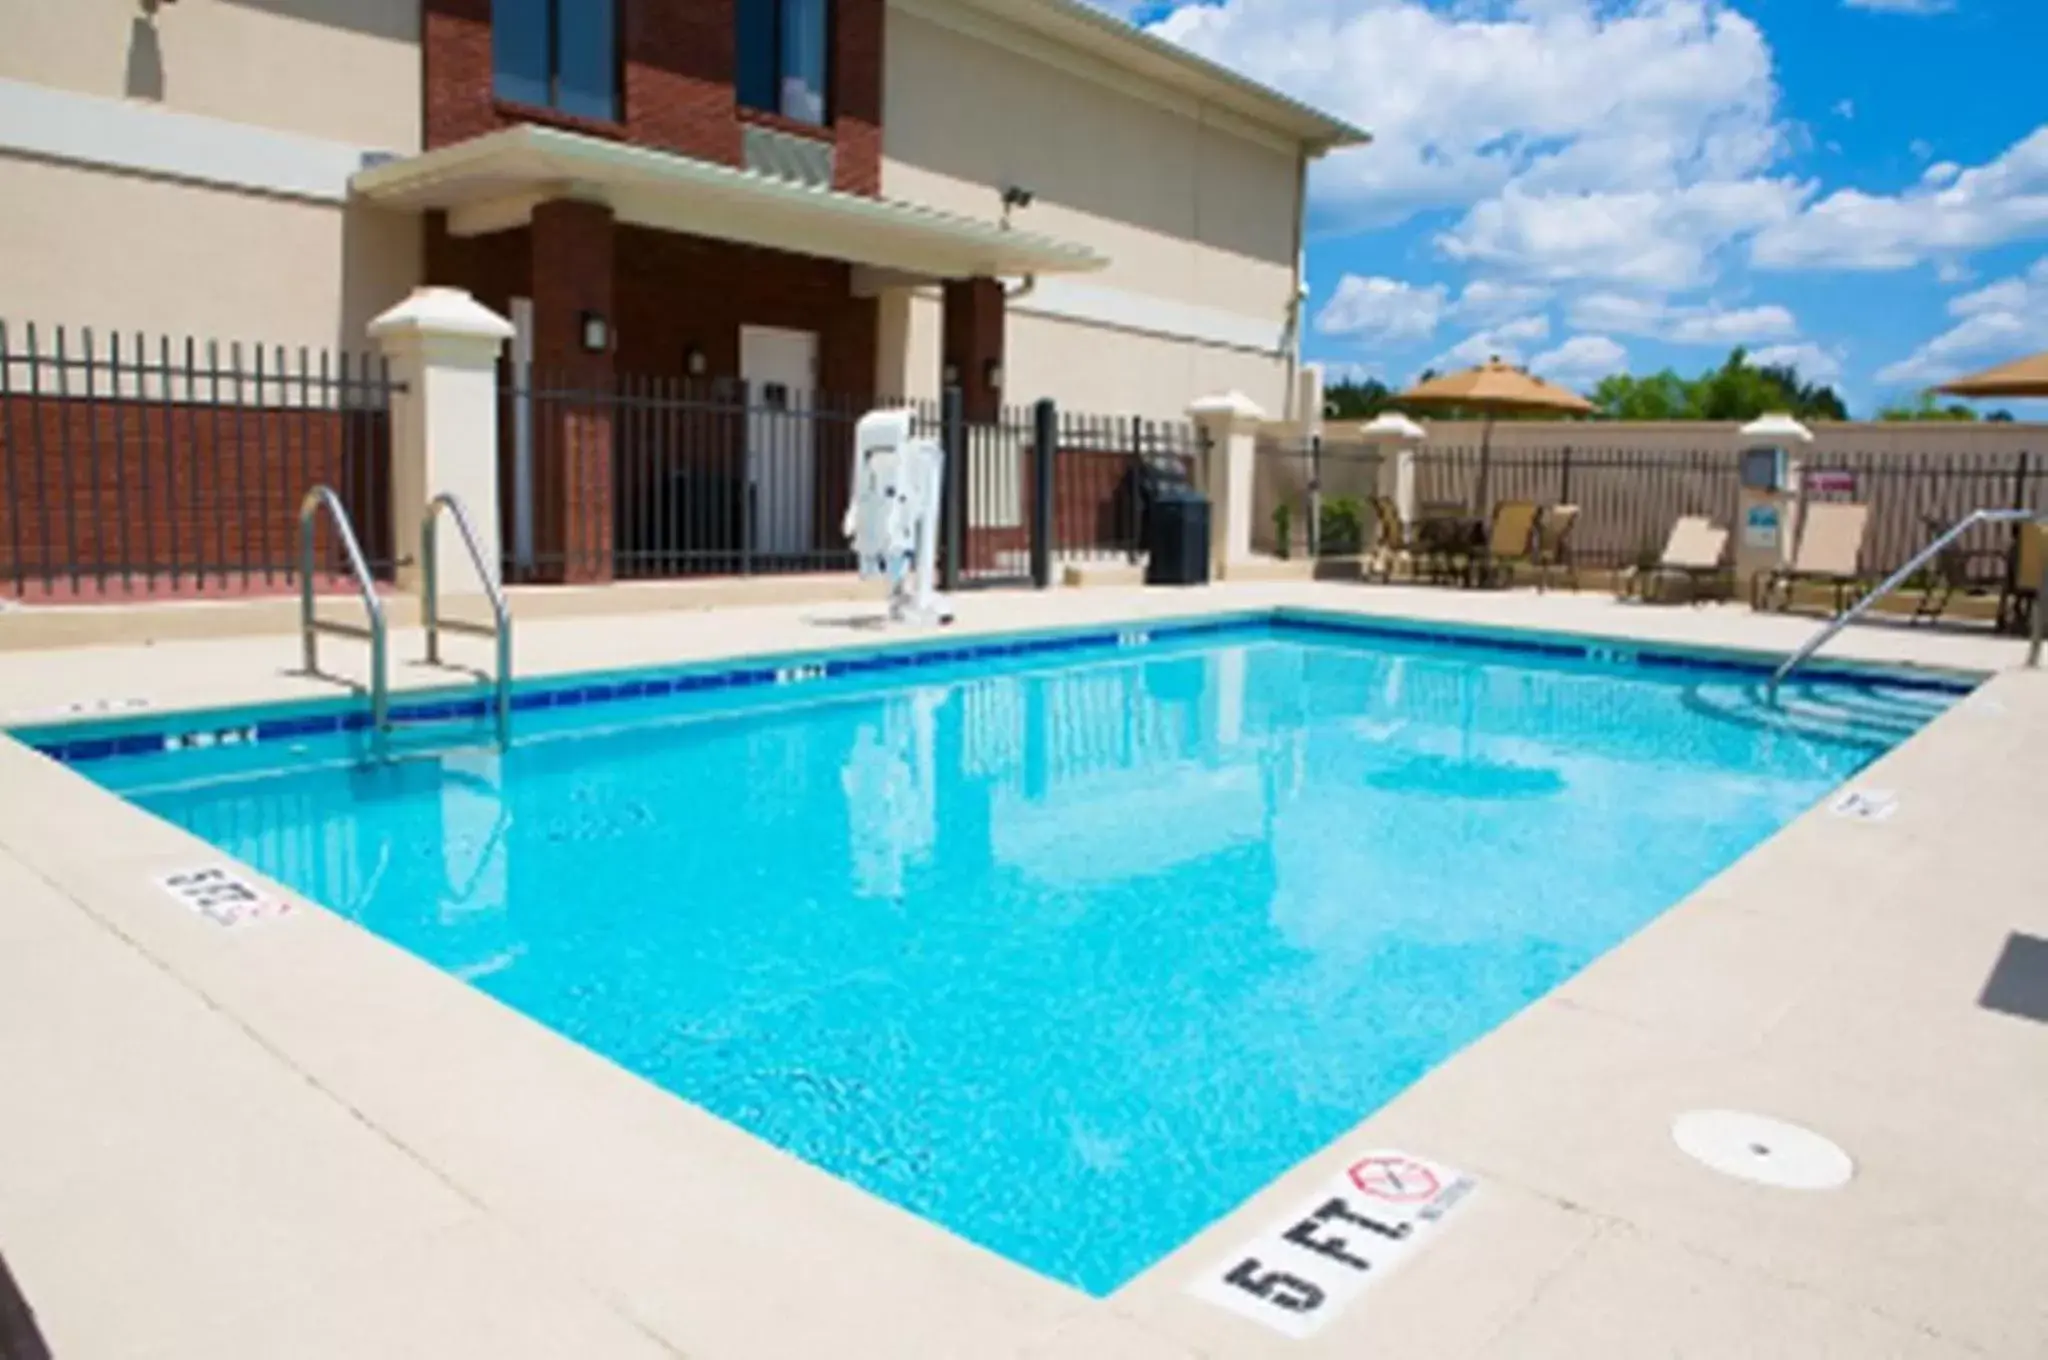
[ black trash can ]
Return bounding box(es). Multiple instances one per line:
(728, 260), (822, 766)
(1145, 486), (1212, 586)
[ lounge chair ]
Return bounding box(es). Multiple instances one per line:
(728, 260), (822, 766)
(1754, 502), (1870, 614)
(1618, 516), (1729, 603)
(1999, 522), (2048, 635)
(1532, 504), (1579, 593)
(1471, 500), (1540, 588)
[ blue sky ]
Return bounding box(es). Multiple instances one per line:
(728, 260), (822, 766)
(1097, 0), (2048, 415)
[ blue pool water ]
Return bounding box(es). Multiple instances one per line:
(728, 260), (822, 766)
(76, 619), (1958, 1294)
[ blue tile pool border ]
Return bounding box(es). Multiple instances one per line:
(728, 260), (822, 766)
(8, 607), (1983, 767)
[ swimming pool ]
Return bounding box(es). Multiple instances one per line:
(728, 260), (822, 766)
(46, 613), (1965, 1295)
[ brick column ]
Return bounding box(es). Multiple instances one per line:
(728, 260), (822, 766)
(530, 199), (616, 584)
(942, 277), (1005, 423)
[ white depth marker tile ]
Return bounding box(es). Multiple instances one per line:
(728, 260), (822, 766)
(1186, 1150), (1477, 1340)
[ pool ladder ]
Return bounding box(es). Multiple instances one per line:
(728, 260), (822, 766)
(421, 491), (514, 751)
(297, 487), (513, 757)
(1768, 506), (2048, 702)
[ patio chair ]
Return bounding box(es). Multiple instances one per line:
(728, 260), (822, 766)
(1617, 516), (1730, 604)
(1753, 502), (1870, 615)
(1908, 514), (2003, 625)
(1471, 500), (1541, 588)
(1998, 522), (2048, 636)
(1365, 496), (1410, 583)
(1412, 505), (1477, 585)
(1531, 503), (1580, 593)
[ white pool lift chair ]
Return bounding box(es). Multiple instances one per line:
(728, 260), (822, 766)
(845, 408), (953, 626)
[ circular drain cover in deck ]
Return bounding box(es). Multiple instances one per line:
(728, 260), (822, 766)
(1671, 1110), (1854, 1191)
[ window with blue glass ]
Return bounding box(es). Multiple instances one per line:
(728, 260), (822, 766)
(493, 0), (619, 123)
(737, 0), (830, 126)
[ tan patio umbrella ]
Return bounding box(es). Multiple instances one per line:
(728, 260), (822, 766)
(1937, 351), (2048, 398)
(1395, 357), (1594, 511)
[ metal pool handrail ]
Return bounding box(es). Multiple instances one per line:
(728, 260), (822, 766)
(298, 485), (389, 746)
(422, 491), (514, 751)
(1768, 507), (2048, 702)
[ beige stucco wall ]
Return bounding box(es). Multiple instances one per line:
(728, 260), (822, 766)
(1380, 420), (2048, 459)
(883, 293), (1286, 422)
(0, 0), (421, 150)
(1005, 311), (1287, 421)
(881, 7), (1298, 419)
(0, 156), (420, 356)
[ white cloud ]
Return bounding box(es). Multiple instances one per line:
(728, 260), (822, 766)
(1430, 314), (1552, 370)
(1833, 99), (1856, 120)
(1875, 257), (2048, 388)
(1148, 0), (1801, 287)
(1750, 342), (1846, 385)
(1439, 179), (1807, 289)
(1753, 126), (2048, 270)
(1842, 0), (1954, 13)
(1450, 279), (1553, 326)
(1313, 275), (1448, 343)
(1566, 293), (1799, 344)
(1530, 336), (1630, 388)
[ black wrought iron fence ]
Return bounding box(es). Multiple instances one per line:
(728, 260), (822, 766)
(0, 320), (398, 600)
(1411, 443), (2047, 578)
(1254, 435), (1384, 557)
(1054, 413), (1204, 563)
(1799, 450), (2043, 581)
(504, 373), (936, 584)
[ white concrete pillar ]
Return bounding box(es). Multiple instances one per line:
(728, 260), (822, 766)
(1734, 413), (1813, 595)
(1297, 363), (1326, 438)
(1189, 391), (1268, 578)
(369, 287), (515, 595)
(1362, 412), (1428, 531)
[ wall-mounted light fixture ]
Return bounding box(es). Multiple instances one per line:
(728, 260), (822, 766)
(685, 344), (708, 377)
(983, 358), (1004, 392)
(579, 311), (609, 354)
(1000, 184), (1035, 229)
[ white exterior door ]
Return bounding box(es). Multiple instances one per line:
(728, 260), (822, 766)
(740, 325), (819, 558)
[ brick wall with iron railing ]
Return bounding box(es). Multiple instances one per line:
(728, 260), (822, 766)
(1, 310), (1228, 603)
(0, 322), (398, 601)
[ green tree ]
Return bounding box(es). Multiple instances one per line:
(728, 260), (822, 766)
(1324, 377), (1396, 420)
(1588, 348), (1847, 422)
(1590, 369), (1694, 420)
(1876, 391), (1996, 422)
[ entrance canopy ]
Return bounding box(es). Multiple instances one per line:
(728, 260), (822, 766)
(353, 125), (1108, 280)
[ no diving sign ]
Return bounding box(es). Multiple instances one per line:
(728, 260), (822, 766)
(1186, 1151), (1476, 1340)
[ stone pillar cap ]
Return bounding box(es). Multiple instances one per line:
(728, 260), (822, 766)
(1360, 412), (1427, 441)
(1737, 412), (1814, 446)
(1187, 391), (1267, 423)
(369, 287), (515, 343)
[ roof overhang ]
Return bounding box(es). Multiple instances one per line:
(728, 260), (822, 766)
(351, 125), (1109, 279)
(898, 0), (1369, 154)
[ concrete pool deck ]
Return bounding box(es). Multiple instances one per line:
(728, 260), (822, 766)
(1, 581), (2044, 1357)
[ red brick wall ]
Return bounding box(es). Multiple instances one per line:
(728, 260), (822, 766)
(529, 200), (617, 583)
(422, 0), (882, 197)
(424, 212), (530, 320)
(0, 394), (391, 597)
(943, 278), (1006, 423)
(612, 225), (876, 559)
